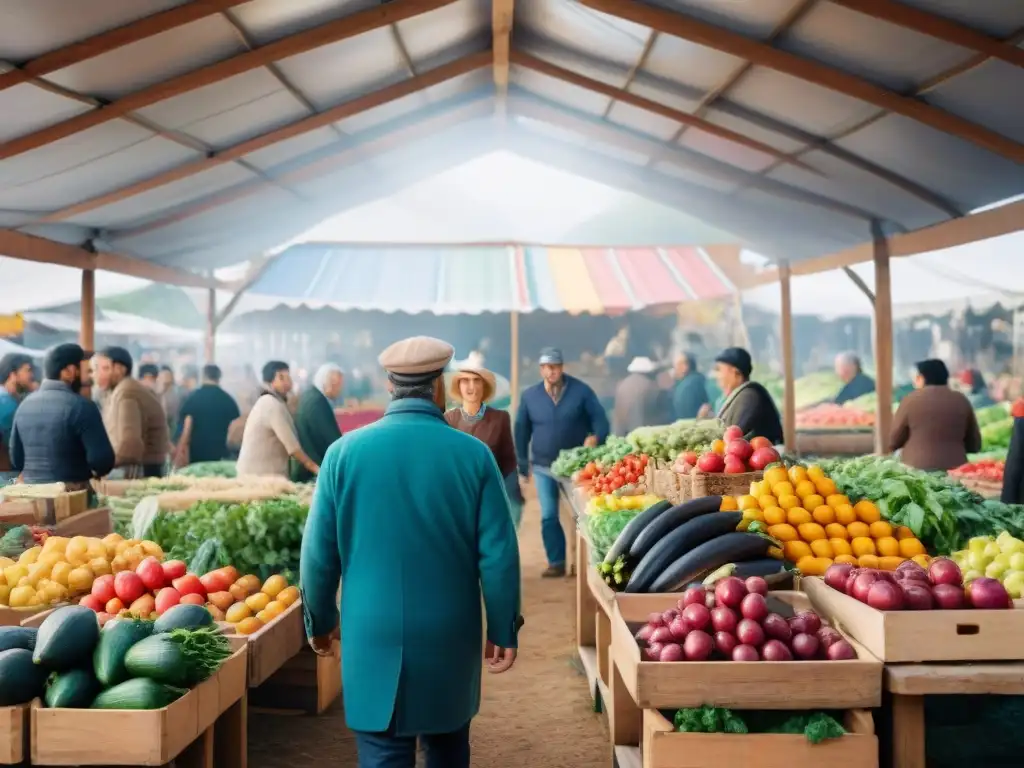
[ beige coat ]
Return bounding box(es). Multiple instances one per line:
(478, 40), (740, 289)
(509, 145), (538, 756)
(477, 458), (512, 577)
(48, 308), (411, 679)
(103, 377), (169, 467)
(236, 392), (301, 477)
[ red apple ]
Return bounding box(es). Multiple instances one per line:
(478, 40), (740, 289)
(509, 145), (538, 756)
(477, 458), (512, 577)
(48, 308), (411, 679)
(723, 455), (748, 474)
(113, 571), (145, 604)
(696, 453), (726, 473)
(723, 425), (744, 442)
(725, 439), (753, 462)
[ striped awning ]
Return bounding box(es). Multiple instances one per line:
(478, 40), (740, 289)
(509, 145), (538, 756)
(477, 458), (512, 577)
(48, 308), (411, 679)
(248, 244), (735, 315)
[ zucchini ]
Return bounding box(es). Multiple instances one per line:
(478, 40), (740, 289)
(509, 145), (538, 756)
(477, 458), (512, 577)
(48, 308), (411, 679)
(628, 496), (722, 561)
(94, 618), (155, 686)
(0, 648), (48, 706)
(45, 669), (101, 709)
(33, 606), (100, 670)
(647, 532), (773, 593)
(0, 626), (37, 653)
(602, 500), (671, 565)
(153, 604), (213, 634)
(624, 512), (743, 593)
(91, 678), (187, 710)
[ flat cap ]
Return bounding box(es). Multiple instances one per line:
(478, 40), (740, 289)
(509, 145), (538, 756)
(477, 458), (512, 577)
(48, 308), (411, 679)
(378, 336), (454, 377)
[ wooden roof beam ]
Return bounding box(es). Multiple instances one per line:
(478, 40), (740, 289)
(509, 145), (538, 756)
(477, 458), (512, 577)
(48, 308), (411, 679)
(576, 0), (1024, 164)
(0, 0), (253, 93)
(830, 0), (1024, 69)
(0, 0), (458, 161)
(493, 0), (515, 116)
(0, 229), (226, 289)
(36, 52), (490, 223)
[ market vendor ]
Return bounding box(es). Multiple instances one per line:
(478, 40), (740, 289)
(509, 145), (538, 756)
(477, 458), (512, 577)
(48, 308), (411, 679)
(833, 352), (875, 405)
(890, 359), (981, 471)
(237, 361), (318, 478)
(445, 364), (523, 525)
(613, 356), (664, 436)
(713, 347), (784, 446)
(515, 346), (609, 578)
(671, 352), (710, 420)
(9, 343), (114, 487)
(0, 353), (34, 481)
(300, 335), (521, 767)
(292, 363), (344, 482)
(172, 364), (240, 466)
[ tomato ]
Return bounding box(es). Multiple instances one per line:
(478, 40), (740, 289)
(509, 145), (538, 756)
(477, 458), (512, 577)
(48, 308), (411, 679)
(618, 466), (628, 476)
(136, 557), (166, 592)
(155, 587), (181, 615)
(162, 560), (187, 581)
(625, 472), (637, 484)
(172, 574), (206, 598)
(611, 476), (624, 489)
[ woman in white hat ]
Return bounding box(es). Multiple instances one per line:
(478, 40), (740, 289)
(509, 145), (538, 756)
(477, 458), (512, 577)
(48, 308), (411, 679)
(445, 365), (523, 523)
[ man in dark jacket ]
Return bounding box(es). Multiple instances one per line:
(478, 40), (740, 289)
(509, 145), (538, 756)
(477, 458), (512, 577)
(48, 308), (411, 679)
(713, 347), (784, 446)
(672, 352), (710, 420)
(515, 347), (609, 577)
(292, 363), (344, 482)
(10, 344), (115, 486)
(173, 364), (241, 465)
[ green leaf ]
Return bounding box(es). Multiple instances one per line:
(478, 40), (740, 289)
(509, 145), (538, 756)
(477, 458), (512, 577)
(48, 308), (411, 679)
(903, 502), (926, 536)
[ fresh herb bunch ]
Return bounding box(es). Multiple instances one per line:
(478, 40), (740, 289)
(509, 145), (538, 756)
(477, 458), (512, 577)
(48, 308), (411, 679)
(674, 706), (846, 743)
(149, 498), (308, 581)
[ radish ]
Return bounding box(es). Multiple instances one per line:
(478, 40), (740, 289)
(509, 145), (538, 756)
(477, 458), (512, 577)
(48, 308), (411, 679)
(761, 639), (793, 661)
(660, 643), (685, 662)
(827, 640), (856, 660)
(645, 643), (664, 661)
(762, 613), (791, 642)
(791, 633), (819, 660)
(736, 619), (765, 647)
(710, 606), (738, 634)
(740, 593), (768, 622)
(714, 631), (738, 657)
(744, 576), (768, 596)
(669, 617), (691, 641)
(683, 631), (713, 661)
(714, 577), (747, 609)
(680, 587), (706, 609)
(681, 603), (710, 631)
(732, 644), (759, 661)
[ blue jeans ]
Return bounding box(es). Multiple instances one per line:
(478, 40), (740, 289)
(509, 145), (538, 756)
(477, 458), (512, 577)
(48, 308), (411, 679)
(533, 469), (566, 567)
(354, 722), (471, 768)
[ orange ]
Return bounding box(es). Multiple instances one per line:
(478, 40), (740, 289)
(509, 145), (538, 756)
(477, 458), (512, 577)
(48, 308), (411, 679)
(764, 466), (788, 487)
(895, 526), (916, 541)
(815, 477), (838, 497)
(851, 537), (876, 557)
(788, 465), (809, 484)
(812, 505), (836, 525)
(783, 540), (813, 562)
(834, 504), (857, 525)
(711, 439), (726, 455)
(758, 495), (779, 510)
(719, 496), (739, 511)
(853, 500), (881, 524)
(810, 539), (834, 559)
(798, 522), (827, 542)
(847, 521), (870, 539)
(738, 495), (759, 511)
(825, 523), (849, 540)
(879, 556), (905, 572)
(794, 480), (817, 499)
(834, 554), (858, 565)
(742, 508), (766, 525)
(829, 538), (852, 557)
(911, 554), (932, 567)
(773, 482), (795, 498)
(786, 507), (812, 526)
(869, 520), (893, 539)
(858, 554), (879, 569)
(899, 538), (926, 558)
(803, 494), (825, 512)
(764, 507), (787, 526)
(777, 494), (801, 510)
(806, 465), (825, 483)
(796, 556), (833, 576)
(875, 537), (900, 557)
(826, 493), (850, 508)
(235, 617), (264, 636)
(768, 524), (799, 542)
(750, 480), (771, 497)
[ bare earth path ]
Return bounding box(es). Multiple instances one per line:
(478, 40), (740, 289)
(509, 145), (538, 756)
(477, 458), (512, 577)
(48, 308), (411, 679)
(249, 497), (610, 767)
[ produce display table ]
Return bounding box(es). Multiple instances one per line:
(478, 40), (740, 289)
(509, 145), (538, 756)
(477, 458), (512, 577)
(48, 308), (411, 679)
(0, 703), (28, 765)
(249, 640), (341, 715)
(884, 663), (1024, 768)
(226, 600), (307, 689)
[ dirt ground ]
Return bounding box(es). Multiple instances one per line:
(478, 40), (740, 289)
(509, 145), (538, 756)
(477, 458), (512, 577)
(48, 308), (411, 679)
(249, 496), (609, 767)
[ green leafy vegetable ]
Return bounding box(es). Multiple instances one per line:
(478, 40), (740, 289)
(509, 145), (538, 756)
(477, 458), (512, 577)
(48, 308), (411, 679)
(585, 509), (642, 565)
(676, 707), (846, 743)
(626, 420), (724, 462)
(551, 437), (634, 477)
(177, 461), (238, 478)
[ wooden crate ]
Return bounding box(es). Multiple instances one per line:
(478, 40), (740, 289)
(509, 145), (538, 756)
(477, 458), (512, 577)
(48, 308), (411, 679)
(0, 490), (88, 525)
(638, 708), (878, 768)
(0, 605), (53, 628)
(0, 702), (30, 765)
(690, 470), (762, 499)
(249, 639), (341, 715)
(31, 637), (248, 766)
(611, 591), (882, 710)
(53, 506), (113, 537)
(223, 599), (306, 688)
(804, 576), (1024, 662)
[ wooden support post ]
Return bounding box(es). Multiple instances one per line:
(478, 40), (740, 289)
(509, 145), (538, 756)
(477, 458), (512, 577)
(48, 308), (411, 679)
(80, 269), (95, 352)
(779, 262), (796, 454)
(510, 309), (520, 413)
(205, 287), (216, 364)
(871, 221), (894, 455)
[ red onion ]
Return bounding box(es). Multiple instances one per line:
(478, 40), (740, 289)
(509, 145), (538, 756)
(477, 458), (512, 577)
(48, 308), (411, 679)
(662, 608), (680, 624)
(899, 582), (935, 610)
(714, 631), (738, 658)
(816, 626), (842, 650)
(668, 617), (691, 641)
(791, 633), (819, 660)
(710, 606), (738, 634)
(683, 630), (714, 661)
(647, 612), (666, 626)
(740, 593), (769, 622)
(714, 577), (747, 609)
(680, 587), (706, 609)
(650, 626), (674, 645)
(744, 576), (768, 596)
(824, 563), (855, 592)
(659, 643), (685, 662)
(851, 572), (880, 603)
(928, 558), (963, 587)
(761, 639), (793, 661)
(682, 603), (711, 631)
(966, 577), (1012, 610)
(732, 644), (760, 661)
(736, 618), (765, 647)
(932, 583), (967, 610)
(635, 625), (654, 643)
(762, 613), (792, 642)
(826, 640), (856, 660)
(867, 580), (905, 611)
(645, 642), (664, 660)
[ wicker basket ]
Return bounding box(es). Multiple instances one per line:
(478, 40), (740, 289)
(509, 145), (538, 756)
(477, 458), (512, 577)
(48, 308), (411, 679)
(690, 470), (762, 499)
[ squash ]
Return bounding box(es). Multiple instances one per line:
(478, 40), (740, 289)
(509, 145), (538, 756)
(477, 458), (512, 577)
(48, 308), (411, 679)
(33, 606), (99, 670)
(0, 648), (48, 705)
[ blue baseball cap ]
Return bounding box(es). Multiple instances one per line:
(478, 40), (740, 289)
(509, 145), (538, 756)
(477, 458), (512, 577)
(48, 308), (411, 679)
(538, 347), (564, 365)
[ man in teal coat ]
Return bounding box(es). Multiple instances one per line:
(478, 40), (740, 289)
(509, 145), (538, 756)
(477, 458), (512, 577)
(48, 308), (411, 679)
(301, 335), (522, 768)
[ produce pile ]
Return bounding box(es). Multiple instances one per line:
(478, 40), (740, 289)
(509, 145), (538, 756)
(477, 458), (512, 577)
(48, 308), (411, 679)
(634, 578), (858, 663)
(0, 604), (232, 709)
(821, 557), (1013, 610)
(843, 385), (912, 413)
(0, 534), (164, 609)
(671, 426), (780, 475)
(177, 461), (237, 478)
(671, 706), (846, 743)
(148, 498), (307, 582)
(977, 402), (1014, 452)
(577, 453), (650, 497)
(819, 456), (1024, 553)
(584, 495), (660, 567)
(951, 533), (1024, 598)
(721, 464), (929, 577)
(595, 497), (784, 593)
(626, 420), (724, 462)
(760, 371), (843, 412)
(949, 458), (1004, 484)
(795, 403), (873, 430)
(0, 524), (53, 557)
(550, 437), (633, 478)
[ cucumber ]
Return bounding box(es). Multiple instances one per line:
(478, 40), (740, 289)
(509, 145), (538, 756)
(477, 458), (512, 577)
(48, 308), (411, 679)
(124, 635), (193, 687)
(0, 626), (37, 653)
(624, 512), (743, 593)
(647, 532), (773, 593)
(94, 618), (155, 686)
(0, 648), (48, 706)
(45, 669), (101, 709)
(601, 500), (671, 565)
(91, 678), (187, 710)
(153, 604), (213, 634)
(33, 606), (100, 670)
(628, 496), (722, 561)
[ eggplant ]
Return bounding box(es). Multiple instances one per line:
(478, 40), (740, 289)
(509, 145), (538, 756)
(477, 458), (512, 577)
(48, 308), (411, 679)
(728, 559), (792, 586)
(647, 532), (773, 593)
(601, 500), (672, 565)
(628, 495), (722, 562)
(624, 512), (743, 593)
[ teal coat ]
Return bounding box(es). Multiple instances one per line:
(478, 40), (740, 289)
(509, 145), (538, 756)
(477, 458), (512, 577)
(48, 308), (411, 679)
(300, 398), (521, 736)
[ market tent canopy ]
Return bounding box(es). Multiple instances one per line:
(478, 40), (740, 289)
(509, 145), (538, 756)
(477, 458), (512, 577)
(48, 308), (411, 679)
(1, 0), (1024, 283)
(237, 242), (736, 315)
(0, 338), (44, 358)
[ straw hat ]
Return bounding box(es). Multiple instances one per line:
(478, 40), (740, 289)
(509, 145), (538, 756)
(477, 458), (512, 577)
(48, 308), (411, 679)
(448, 366), (497, 403)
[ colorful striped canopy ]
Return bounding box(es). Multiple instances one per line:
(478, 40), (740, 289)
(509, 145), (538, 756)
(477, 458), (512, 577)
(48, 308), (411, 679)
(248, 244), (735, 315)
